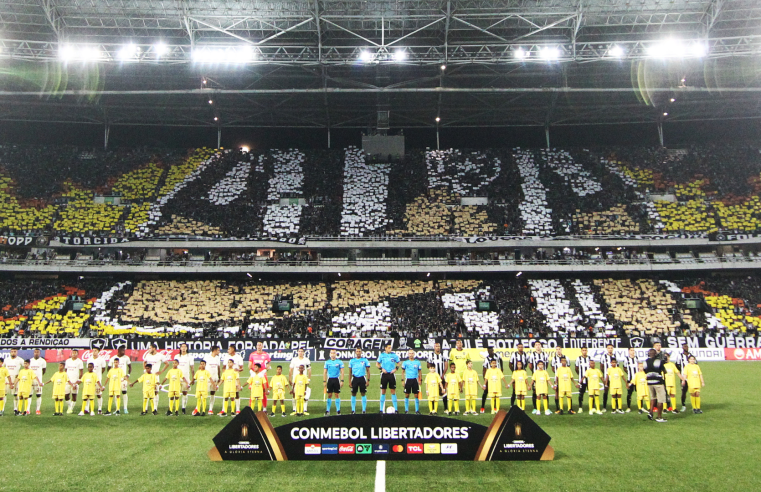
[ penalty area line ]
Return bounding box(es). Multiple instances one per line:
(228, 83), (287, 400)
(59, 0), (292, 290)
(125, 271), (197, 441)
(375, 460), (386, 492)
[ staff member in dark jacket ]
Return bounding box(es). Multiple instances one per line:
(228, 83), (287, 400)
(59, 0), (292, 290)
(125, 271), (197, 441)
(644, 349), (668, 423)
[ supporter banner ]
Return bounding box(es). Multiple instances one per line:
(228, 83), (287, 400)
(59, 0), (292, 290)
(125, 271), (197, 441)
(709, 232), (761, 242)
(724, 348), (761, 361)
(53, 235), (130, 245)
(455, 233), (708, 244)
(0, 235), (47, 247)
(126, 338), (316, 352)
(0, 337), (92, 348)
(209, 407), (552, 461)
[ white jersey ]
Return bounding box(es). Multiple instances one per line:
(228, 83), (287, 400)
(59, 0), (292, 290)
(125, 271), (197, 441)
(109, 355), (131, 375)
(289, 356), (312, 380)
(89, 356), (107, 382)
(221, 353), (244, 372)
(174, 353), (195, 380)
(143, 352), (165, 374)
(4, 356), (24, 381)
(204, 354), (222, 380)
(65, 358), (84, 383)
(29, 357), (47, 382)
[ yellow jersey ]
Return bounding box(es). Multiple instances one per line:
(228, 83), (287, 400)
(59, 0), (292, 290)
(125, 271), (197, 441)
(664, 362), (679, 387)
(106, 367), (125, 393)
(425, 372), (442, 396)
(165, 368), (184, 393)
(0, 366), (9, 393)
(293, 373), (309, 397)
(484, 367), (504, 396)
(685, 363), (702, 389)
(607, 367), (625, 390)
(269, 374), (288, 395)
(555, 366), (574, 392)
(634, 371), (648, 397)
(81, 372), (99, 396)
(532, 370), (550, 395)
(194, 369), (212, 393)
(247, 373), (266, 398)
(511, 369), (528, 393)
(17, 368), (35, 394)
(444, 372), (461, 396)
(586, 368), (603, 391)
(51, 371), (69, 398)
(462, 369), (479, 396)
(449, 349), (470, 375)
(221, 369), (239, 394)
(137, 373), (159, 395)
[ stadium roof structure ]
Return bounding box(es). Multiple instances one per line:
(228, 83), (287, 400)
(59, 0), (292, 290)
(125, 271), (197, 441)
(0, 0), (760, 131)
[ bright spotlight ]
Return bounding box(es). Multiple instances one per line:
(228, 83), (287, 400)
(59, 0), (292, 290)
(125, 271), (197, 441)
(393, 50), (407, 62)
(663, 112), (668, 116)
(208, 99), (213, 105)
(241, 146), (250, 153)
(117, 43), (138, 62)
(359, 50), (374, 62)
(440, 64), (446, 70)
(60, 44), (104, 62)
(192, 46), (255, 64)
(214, 116), (219, 121)
(539, 46), (560, 61)
(514, 48), (526, 59)
(690, 42), (707, 57)
(154, 42), (169, 57)
(516, 271), (522, 277)
(647, 39), (691, 59)
(608, 45), (624, 58)
(435, 116), (441, 123)
(670, 98), (676, 102)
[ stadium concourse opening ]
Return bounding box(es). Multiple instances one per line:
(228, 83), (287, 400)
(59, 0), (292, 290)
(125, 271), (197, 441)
(2, 0), (761, 490)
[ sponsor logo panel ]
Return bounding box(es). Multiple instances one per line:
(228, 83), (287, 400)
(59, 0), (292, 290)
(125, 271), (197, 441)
(321, 444), (338, 455)
(338, 444), (355, 454)
(407, 444), (424, 454)
(304, 444), (321, 455)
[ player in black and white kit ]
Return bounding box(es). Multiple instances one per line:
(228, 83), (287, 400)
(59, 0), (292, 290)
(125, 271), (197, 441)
(675, 343), (694, 412)
(427, 343), (448, 412)
(481, 347), (503, 413)
(528, 342), (549, 415)
(623, 347), (639, 412)
(509, 344), (528, 407)
(550, 347), (564, 412)
(575, 347), (591, 410)
(599, 344), (615, 413)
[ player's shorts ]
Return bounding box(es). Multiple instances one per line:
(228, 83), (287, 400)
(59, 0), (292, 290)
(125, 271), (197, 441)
(588, 389), (600, 396)
(82, 392), (96, 399)
(687, 384), (700, 393)
(648, 384), (667, 402)
(351, 376), (367, 394)
(142, 390), (154, 399)
(380, 372), (396, 390)
(666, 385), (676, 395)
(404, 379), (420, 395)
(273, 389), (285, 400)
(6, 382), (17, 396)
(32, 381), (42, 395)
(223, 391), (237, 399)
(326, 377), (341, 394)
(250, 391), (264, 400)
(197, 391), (208, 400)
(52, 392), (65, 400)
(559, 389), (571, 397)
(121, 379), (129, 392)
(0, 387), (6, 398)
(514, 390), (527, 396)
(168, 390), (181, 398)
(95, 383), (103, 396)
(17, 391), (30, 399)
(65, 383), (78, 396)
(610, 386), (623, 395)
(448, 391), (461, 400)
(210, 377), (220, 389)
(304, 386), (312, 400)
(109, 388), (122, 396)
(427, 393), (439, 401)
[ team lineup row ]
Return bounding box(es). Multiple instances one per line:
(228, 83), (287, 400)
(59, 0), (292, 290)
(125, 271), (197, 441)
(0, 340), (706, 421)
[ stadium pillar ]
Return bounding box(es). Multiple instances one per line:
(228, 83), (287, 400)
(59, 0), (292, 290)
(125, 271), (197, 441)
(545, 124), (550, 148)
(217, 127), (222, 149)
(436, 125), (440, 150)
(103, 123), (110, 150)
(327, 128), (331, 149)
(657, 121), (664, 147)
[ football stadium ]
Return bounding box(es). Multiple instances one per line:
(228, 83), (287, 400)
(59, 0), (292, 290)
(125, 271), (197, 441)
(1, 0), (761, 491)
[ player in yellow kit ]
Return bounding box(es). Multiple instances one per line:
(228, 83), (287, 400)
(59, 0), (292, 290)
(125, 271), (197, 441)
(16, 360), (40, 416)
(0, 359), (9, 416)
(246, 363), (266, 412)
(508, 360), (528, 411)
(606, 358), (626, 414)
(268, 365), (289, 417)
(105, 359), (127, 415)
(424, 363), (444, 415)
(45, 363), (69, 416)
(584, 360), (603, 415)
(444, 363), (463, 415)
(685, 356), (705, 414)
(531, 360), (552, 416)
(161, 359), (187, 417)
(219, 359), (240, 417)
(483, 358), (505, 414)
(131, 364), (160, 415)
(629, 362), (650, 414)
(79, 363), (101, 416)
(462, 361), (480, 415)
(192, 360), (212, 416)
(292, 364), (310, 416)
(663, 354), (683, 414)
(553, 357), (575, 415)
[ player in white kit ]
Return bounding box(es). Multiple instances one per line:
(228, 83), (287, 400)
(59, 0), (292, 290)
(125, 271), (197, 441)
(4, 348), (25, 415)
(203, 346), (222, 414)
(288, 348), (312, 415)
(64, 349), (84, 414)
(109, 346), (132, 413)
(174, 343), (195, 414)
(143, 344), (166, 411)
(29, 348), (47, 415)
(221, 346), (244, 414)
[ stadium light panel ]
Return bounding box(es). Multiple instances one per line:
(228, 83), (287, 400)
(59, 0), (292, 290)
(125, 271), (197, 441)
(359, 50), (374, 63)
(435, 116), (441, 123)
(393, 50), (407, 62)
(514, 48), (526, 60)
(608, 45), (624, 58)
(646, 39), (706, 59)
(117, 44), (138, 62)
(59, 44), (104, 62)
(153, 42), (169, 57)
(539, 46), (560, 61)
(192, 46), (255, 64)
(690, 42), (708, 57)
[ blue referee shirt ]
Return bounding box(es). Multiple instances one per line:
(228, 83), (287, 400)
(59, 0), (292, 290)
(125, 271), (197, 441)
(325, 358), (344, 378)
(401, 359), (422, 380)
(377, 352), (400, 373)
(349, 357), (370, 377)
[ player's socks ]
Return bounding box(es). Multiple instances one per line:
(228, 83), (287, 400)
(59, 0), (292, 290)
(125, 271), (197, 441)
(495, 397), (500, 411)
(326, 398), (332, 413)
(428, 400), (433, 413)
(143, 399), (149, 412)
(108, 396), (113, 413)
(351, 396), (357, 412)
(236, 398), (241, 413)
(97, 397), (103, 412)
(596, 397), (600, 413)
(182, 394), (188, 410)
(690, 396), (696, 409)
(272, 403), (278, 414)
(391, 394), (398, 411)
(209, 395), (215, 413)
(304, 400), (309, 412)
(695, 396), (700, 410)
(448, 398), (453, 413)
(404, 398), (410, 412)
(36, 395), (42, 411)
(361, 395), (367, 412)
(554, 397), (559, 411)
(336, 398), (341, 413)
(414, 398), (419, 412)
(258, 399), (263, 412)
(280, 403), (285, 414)
(123, 394), (128, 412)
(454, 399), (460, 413)
(379, 394), (386, 410)
(433, 400), (438, 413)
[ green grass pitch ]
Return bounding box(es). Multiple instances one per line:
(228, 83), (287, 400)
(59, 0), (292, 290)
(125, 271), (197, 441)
(1, 361), (758, 492)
